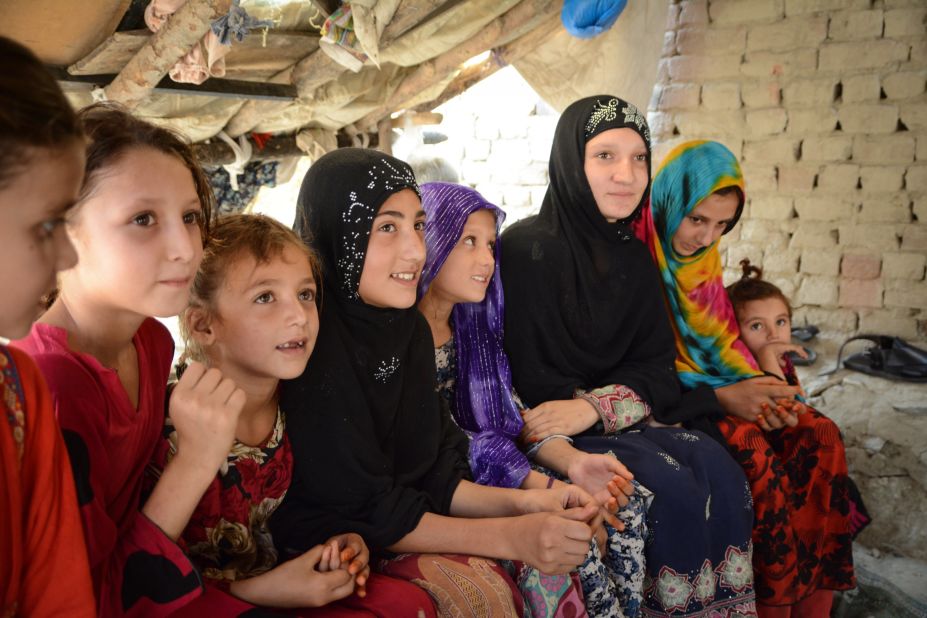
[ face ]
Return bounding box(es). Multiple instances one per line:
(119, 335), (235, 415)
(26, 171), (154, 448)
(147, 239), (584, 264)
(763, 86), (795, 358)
(357, 189), (426, 309)
(63, 147), (205, 318)
(200, 245), (318, 381)
(584, 128), (649, 223)
(671, 191), (740, 257)
(0, 143), (84, 338)
(425, 209), (496, 306)
(736, 297), (791, 356)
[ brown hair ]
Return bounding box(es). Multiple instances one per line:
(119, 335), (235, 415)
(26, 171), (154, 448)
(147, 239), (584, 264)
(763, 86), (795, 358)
(726, 259), (792, 317)
(179, 214), (322, 366)
(75, 103), (213, 240)
(0, 36), (84, 189)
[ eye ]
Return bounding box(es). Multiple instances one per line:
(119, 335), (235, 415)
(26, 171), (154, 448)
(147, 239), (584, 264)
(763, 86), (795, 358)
(634, 153), (647, 162)
(688, 216), (702, 224)
(776, 318), (788, 327)
(414, 220), (426, 232)
(462, 235), (476, 247)
(255, 292), (274, 304)
(749, 322), (763, 331)
(132, 212), (155, 226)
(595, 151), (612, 160)
(299, 288), (315, 302)
(378, 223), (396, 233)
(38, 217), (66, 239)
(488, 240), (496, 251)
(183, 210), (201, 225)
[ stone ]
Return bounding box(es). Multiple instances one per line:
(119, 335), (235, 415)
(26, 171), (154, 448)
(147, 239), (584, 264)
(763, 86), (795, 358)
(842, 74), (882, 104)
(668, 55), (742, 81)
(647, 112), (675, 141)
(502, 186), (531, 208)
(901, 224), (927, 251)
(474, 116), (499, 140)
(795, 196), (854, 221)
(884, 8), (927, 38)
(882, 71), (927, 100)
(788, 107), (839, 135)
(460, 159), (491, 185)
(741, 80), (782, 108)
(905, 166), (927, 192)
(801, 136), (853, 162)
(742, 49), (818, 79)
(858, 308), (920, 339)
(882, 252), (927, 281)
(675, 27), (747, 56)
(838, 104), (899, 134)
(654, 84), (701, 111)
(785, 0), (870, 15)
(750, 194), (795, 219)
(883, 278), (927, 309)
(783, 77), (839, 106)
(797, 275), (839, 305)
(801, 248), (841, 275)
(819, 40), (910, 72)
(900, 100), (927, 132)
(675, 110), (745, 136)
(858, 194), (913, 224)
(743, 166), (778, 192)
(842, 253), (882, 280)
(860, 166), (906, 192)
(827, 9), (884, 41)
(744, 137), (798, 164)
(839, 278), (884, 308)
(465, 140), (490, 161)
(763, 247), (801, 273)
(724, 242), (765, 269)
(853, 135), (916, 165)
(746, 108), (788, 135)
(817, 163), (859, 191)
(746, 16), (828, 52)
(678, 0), (709, 26)
(701, 82), (742, 110)
(778, 166), (818, 193)
(789, 222), (839, 248)
(839, 224), (901, 250)
(710, 0), (784, 25)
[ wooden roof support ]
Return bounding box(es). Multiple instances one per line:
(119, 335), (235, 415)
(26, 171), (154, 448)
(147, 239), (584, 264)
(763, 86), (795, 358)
(103, 0), (231, 108)
(193, 131), (380, 166)
(222, 0), (452, 137)
(356, 0), (559, 131)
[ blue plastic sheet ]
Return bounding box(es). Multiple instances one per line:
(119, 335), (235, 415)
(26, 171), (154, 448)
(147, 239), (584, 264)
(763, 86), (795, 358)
(561, 0), (628, 39)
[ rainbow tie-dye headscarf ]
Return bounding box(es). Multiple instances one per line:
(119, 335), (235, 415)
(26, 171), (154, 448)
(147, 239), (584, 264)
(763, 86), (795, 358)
(635, 140), (761, 389)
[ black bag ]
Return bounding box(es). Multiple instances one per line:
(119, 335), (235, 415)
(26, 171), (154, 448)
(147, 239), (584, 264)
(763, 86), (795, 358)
(833, 335), (927, 382)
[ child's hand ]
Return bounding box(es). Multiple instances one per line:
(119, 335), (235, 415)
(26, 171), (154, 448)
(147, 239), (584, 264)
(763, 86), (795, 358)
(321, 533), (370, 597)
(169, 361), (245, 475)
(509, 510), (594, 574)
(757, 342), (807, 376)
(566, 451), (634, 516)
(520, 399), (599, 442)
(716, 376), (802, 423)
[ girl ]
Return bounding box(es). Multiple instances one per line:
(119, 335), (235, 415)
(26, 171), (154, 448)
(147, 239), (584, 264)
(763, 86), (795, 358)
(501, 96), (758, 618)
(272, 147), (607, 616)
(0, 35), (95, 616)
(640, 139), (855, 617)
(417, 181), (649, 618)
(15, 104), (246, 617)
(156, 213), (437, 616)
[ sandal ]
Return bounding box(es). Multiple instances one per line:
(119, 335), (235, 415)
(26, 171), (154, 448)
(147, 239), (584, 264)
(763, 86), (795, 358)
(831, 335), (927, 382)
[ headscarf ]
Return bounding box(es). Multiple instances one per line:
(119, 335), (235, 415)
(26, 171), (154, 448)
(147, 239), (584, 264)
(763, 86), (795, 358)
(272, 148), (470, 555)
(635, 140), (761, 390)
(419, 182), (528, 489)
(500, 95), (680, 418)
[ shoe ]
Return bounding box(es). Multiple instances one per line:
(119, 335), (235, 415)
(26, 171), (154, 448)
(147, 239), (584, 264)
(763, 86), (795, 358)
(834, 335), (927, 382)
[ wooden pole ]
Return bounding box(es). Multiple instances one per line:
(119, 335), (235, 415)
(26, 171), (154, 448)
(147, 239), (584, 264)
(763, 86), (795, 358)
(104, 0), (231, 108)
(192, 131), (380, 166)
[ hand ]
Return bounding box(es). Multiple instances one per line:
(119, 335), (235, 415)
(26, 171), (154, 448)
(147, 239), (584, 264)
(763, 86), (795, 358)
(756, 398), (805, 431)
(229, 543), (355, 608)
(715, 377), (802, 423)
(509, 509), (594, 574)
(521, 399), (599, 442)
(169, 361), (246, 475)
(321, 533), (370, 597)
(520, 484), (620, 531)
(756, 342), (807, 378)
(566, 452), (635, 508)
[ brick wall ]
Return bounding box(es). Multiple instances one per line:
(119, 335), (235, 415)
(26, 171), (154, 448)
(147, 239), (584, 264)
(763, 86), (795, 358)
(651, 0), (927, 342)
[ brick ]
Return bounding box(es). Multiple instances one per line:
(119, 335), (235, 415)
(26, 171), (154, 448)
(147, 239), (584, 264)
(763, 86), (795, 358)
(676, 27), (747, 56)
(701, 82), (742, 110)
(473, 182), (503, 206)
(788, 107), (838, 134)
(662, 31), (676, 57)
(882, 71), (927, 100)
(724, 242), (765, 269)
(827, 10), (884, 41)
(906, 166), (927, 191)
(801, 248), (841, 275)
(802, 136), (853, 162)
(764, 247), (801, 273)
(819, 40), (909, 72)
(902, 224), (927, 251)
(739, 219), (772, 242)
(678, 0), (709, 25)
(883, 278), (927, 309)
(842, 253), (882, 279)
(785, 0), (870, 15)
(853, 135), (916, 165)
(750, 194), (794, 219)
(860, 166), (906, 192)
(794, 307), (859, 333)
(778, 166), (818, 193)
(838, 104), (900, 134)
(842, 74), (882, 104)
(839, 223), (901, 250)
(746, 16), (828, 52)
(741, 80), (782, 108)
(710, 0), (784, 25)
(474, 117), (499, 140)
(654, 84), (702, 111)
(769, 276), (797, 299)
(918, 136), (927, 162)
(795, 196), (854, 221)
(675, 110), (745, 136)
(647, 112), (675, 140)
(460, 160), (491, 185)
(900, 101), (927, 132)
(915, 198), (927, 222)
(783, 78), (838, 106)
(656, 58), (670, 83)
(839, 279), (884, 308)
(519, 163), (549, 186)
(789, 222), (839, 248)
(798, 275), (839, 305)
(883, 252), (927, 280)
(742, 49), (818, 79)
(858, 309), (919, 340)
(913, 39), (927, 64)
(465, 140), (490, 161)
(743, 166), (778, 192)
(884, 8), (927, 38)
(665, 3), (680, 29)
(744, 137), (799, 164)
(528, 186), (547, 208)
(746, 108), (788, 136)
(818, 163), (860, 191)
(668, 55), (742, 81)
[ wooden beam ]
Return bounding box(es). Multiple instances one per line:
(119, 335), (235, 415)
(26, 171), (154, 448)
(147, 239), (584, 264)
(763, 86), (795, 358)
(193, 132), (379, 166)
(51, 67), (297, 102)
(104, 0), (231, 108)
(356, 0), (560, 131)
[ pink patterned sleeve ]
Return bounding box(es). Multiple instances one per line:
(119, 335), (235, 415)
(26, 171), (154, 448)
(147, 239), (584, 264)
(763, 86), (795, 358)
(575, 384), (651, 435)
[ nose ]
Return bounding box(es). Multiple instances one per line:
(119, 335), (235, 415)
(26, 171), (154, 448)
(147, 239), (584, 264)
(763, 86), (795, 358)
(695, 225), (714, 248)
(283, 294), (309, 327)
(610, 158), (634, 184)
(165, 218), (198, 263)
(403, 227), (426, 266)
(54, 225), (78, 271)
(478, 245), (495, 268)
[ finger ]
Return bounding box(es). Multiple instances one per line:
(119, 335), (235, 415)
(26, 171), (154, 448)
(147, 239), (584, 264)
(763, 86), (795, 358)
(318, 545), (331, 571)
(758, 416), (774, 432)
(608, 459), (634, 481)
(195, 366), (224, 393)
(613, 476), (635, 497)
(766, 412), (785, 429)
(356, 565), (370, 588)
(560, 505), (599, 531)
(175, 361), (205, 389)
(303, 544), (326, 569)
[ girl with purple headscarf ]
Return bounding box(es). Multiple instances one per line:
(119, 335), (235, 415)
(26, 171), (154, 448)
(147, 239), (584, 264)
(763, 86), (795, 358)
(418, 182), (649, 618)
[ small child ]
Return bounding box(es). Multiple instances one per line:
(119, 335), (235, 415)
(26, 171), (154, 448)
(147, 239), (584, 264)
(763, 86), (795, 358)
(0, 34), (95, 617)
(160, 213), (436, 616)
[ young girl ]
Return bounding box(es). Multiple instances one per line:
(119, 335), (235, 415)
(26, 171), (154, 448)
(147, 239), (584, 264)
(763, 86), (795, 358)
(14, 104), (247, 617)
(640, 139), (855, 617)
(0, 35), (95, 616)
(417, 181), (649, 618)
(272, 147), (608, 616)
(501, 96), (757, 618)
(155, 213), (437, 616)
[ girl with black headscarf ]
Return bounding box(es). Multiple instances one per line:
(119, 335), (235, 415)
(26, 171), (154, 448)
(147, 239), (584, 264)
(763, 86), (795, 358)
(272, 147), (607, 616)
(501, 96), (758, 617)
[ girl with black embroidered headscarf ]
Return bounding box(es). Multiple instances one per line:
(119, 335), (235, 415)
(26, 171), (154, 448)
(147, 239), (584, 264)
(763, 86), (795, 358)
(501, 96), (758, 617)
(273, 148), (609, 616)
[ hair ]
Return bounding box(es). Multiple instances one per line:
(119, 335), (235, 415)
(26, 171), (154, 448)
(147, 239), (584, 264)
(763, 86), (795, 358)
(75, 103), (214, 240)
(713, 185), (743, 201)
(178, 214), (322, 367)
(0, 36), (84, 189)
(726, 258), (792, 317)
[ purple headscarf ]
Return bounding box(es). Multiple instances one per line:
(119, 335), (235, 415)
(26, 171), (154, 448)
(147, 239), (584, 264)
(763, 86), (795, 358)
(419, 182), (530, 489)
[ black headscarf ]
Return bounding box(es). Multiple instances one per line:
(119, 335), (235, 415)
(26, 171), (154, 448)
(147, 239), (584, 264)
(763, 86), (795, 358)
(271, 148), (470, 556)
(500, 95), (682, 418)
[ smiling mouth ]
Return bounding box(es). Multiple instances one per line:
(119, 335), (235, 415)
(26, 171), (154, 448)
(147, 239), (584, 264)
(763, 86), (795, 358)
(276, 339), (307, 351)
(471, 275), (488, 283)
(159, 277), (191, 286)
(390, 272), (417, 282)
